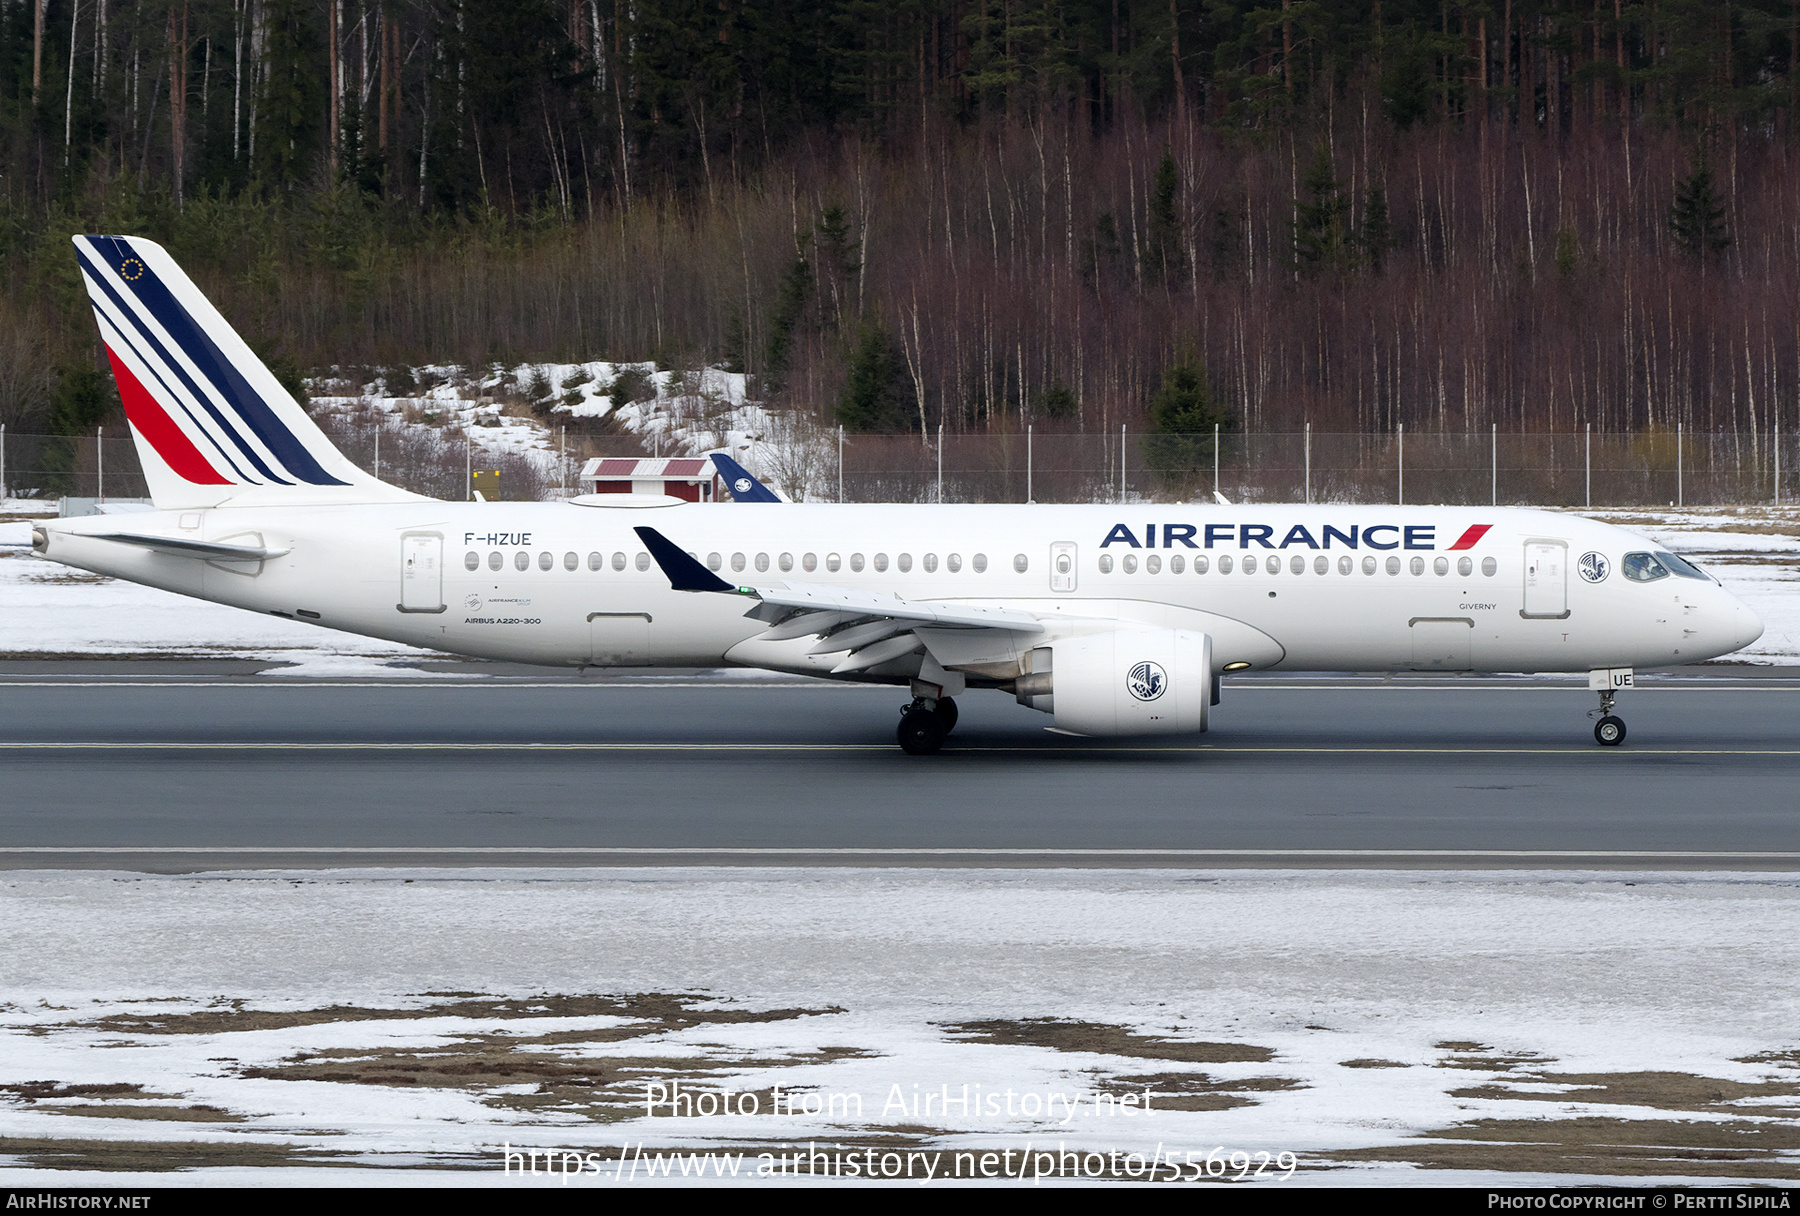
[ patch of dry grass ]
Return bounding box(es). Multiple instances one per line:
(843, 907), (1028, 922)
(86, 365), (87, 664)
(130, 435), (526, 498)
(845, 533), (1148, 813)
(943, 1018), (1274, 1064)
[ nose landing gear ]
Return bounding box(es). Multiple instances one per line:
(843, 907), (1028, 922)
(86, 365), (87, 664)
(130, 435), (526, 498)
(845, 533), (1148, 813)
(897, 696), (957, 755)
(1590, 688), (1627, 746)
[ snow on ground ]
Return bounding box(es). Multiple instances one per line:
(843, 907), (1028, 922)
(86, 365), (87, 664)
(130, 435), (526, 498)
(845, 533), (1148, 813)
(306, 361), (785, 488)
(0, 867), (1797, 1186)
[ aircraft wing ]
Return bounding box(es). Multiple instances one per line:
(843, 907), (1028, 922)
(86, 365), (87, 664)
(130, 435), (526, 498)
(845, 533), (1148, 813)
(635, 525), (1041, 673)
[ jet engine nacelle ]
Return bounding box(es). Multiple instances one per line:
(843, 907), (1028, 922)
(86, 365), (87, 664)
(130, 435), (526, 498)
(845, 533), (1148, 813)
(1015, 629), (1212, 736)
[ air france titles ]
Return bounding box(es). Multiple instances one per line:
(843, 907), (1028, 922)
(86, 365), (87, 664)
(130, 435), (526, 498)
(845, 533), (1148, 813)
(1099, 522), (1493, 552)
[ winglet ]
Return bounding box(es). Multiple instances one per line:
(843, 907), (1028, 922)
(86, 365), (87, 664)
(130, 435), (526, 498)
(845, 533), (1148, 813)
(634, 526), (738, 593)
(710, 452), (784, 503)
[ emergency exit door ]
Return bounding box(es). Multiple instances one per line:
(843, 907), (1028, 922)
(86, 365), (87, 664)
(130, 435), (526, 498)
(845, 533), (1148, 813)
(399, 532), (445, 612)
(1522, 540), (1569, 619)
(1050, 542), (1078, 592)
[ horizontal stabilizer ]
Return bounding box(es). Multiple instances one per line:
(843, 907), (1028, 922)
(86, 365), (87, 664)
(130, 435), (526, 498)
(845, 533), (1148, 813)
(91, 532), (291, 561)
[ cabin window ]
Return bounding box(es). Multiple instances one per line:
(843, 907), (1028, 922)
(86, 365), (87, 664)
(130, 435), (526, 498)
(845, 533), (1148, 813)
(514, 551), (530, 571)
(1363, 556), (1377, 575)
(1434, 556), (1449, 576)
(1170, 555), (1185, 574)
(464, 551), (480, 571)
(755, 553), (770, 572)
(1145, 554), (1161, 574)
(563, 552), (578, 571)
(1410, 556), (1425, 576)
(1193, 555), (1209, 574)
(612, 552), (627, 572)
(1013, 553), (1029, 573)
(923, 553), (938, 572)
(1386, 556), (1401, 575)
(827, 553), (842, 572)
(1314, 555), (1328, 574)
(589, 552), (604, 571)
(1217, 555), (1234, 574)
(873, 553), (889, 572)
(1098, 554), (1114, 573)
(707, 552), (722, 571)
(1458, 556), (1473, 577)
(488, 552), (503, 571)
(851, 553), (866, 572)
(947, 553), (962, 572)
(1242, 555), (1258, 574)
(897, 553), (912, 572)
(1122, 554), (1138, 573)
(803, 553), (817, 572)
(972, 554), (988, 572)
(1339, 555), (1353, 575)
(636, 552), (651, 571)
(731, 553), (746, 572)
(538, 551), (554, 571)
(1291, 555), (1305, 574)
(778, 553), (793, 572)
(1481, 556), (1498, 577)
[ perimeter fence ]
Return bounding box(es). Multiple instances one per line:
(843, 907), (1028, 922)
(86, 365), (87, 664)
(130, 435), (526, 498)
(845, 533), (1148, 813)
(829, 426), (1793, 507)
(1, 424), (1792, 508)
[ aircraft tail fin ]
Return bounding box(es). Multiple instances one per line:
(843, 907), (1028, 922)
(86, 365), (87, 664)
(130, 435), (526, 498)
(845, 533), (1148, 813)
(709, 452), (785, 503)
(72, 234), (420, 510)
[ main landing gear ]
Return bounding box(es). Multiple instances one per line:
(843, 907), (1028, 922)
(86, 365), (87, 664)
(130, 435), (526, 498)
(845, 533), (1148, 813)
(897, 696), (958, 755)
(1590, 688), (1627, 746)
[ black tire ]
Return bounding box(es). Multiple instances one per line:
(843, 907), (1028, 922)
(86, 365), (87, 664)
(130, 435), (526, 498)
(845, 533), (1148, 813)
(933, 697), (959, 733)
(1594, 715), (1626, 746)
(898, 708), (948, 755)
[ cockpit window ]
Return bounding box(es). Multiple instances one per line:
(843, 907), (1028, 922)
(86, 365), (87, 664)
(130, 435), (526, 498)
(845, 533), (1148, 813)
(1621, 552), (1669, 582)
(1654, 551), (1711, 581)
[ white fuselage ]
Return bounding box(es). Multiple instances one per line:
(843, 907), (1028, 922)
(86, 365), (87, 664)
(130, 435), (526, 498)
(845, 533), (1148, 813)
(38, 500), (1763, 679)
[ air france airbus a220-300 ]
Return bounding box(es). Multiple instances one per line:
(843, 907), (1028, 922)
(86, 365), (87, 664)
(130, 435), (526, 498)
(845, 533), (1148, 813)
(36, 235), (1765, 753)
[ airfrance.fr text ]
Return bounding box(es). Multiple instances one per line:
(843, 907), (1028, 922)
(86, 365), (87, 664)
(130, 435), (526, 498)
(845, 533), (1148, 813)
(504, 1142), (1299, 1183)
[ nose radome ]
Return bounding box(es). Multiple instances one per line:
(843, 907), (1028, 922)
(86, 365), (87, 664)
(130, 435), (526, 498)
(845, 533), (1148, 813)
(1717, 593), (1764, 654)
(1731, 600), (1765, 650)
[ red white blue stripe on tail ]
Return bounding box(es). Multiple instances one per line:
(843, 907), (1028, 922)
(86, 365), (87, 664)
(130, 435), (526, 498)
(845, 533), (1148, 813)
(74, 234), (412, 507)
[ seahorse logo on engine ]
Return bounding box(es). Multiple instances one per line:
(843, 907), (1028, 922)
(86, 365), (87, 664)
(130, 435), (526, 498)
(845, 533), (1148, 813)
(1127, 661), (1167, 702)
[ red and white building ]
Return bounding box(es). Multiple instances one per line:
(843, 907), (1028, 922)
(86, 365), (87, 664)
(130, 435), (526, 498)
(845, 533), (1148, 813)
(577, 456), (725, 502)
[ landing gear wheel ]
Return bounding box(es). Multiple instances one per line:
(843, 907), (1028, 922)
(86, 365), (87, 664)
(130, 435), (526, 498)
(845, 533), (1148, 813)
(897, 708), (948, 755)
(1594, 715), (1626, 746)
(933, 697), (959, 733)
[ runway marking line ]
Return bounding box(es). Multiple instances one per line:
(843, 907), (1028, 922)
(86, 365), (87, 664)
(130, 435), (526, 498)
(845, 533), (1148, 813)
(4, 846), (1800, 860)
(3, 741), (1798, 755)
(1, 680), (1799, 692)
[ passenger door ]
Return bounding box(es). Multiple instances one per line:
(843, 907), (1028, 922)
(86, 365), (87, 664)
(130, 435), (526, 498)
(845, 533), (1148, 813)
(399, 532), (444, 613)
(1522, 540), (1569, 619)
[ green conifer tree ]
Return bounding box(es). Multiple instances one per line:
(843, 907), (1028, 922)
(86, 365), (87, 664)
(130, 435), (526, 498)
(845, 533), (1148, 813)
(1361, 182), (1391, 274)
(1144, 150), (1187, 284)
(835, 323), (911, 433)
(1142, 351), (1229, 487)
(1669, 156), (1731, 258)
(1293, 147), (1351, 274)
